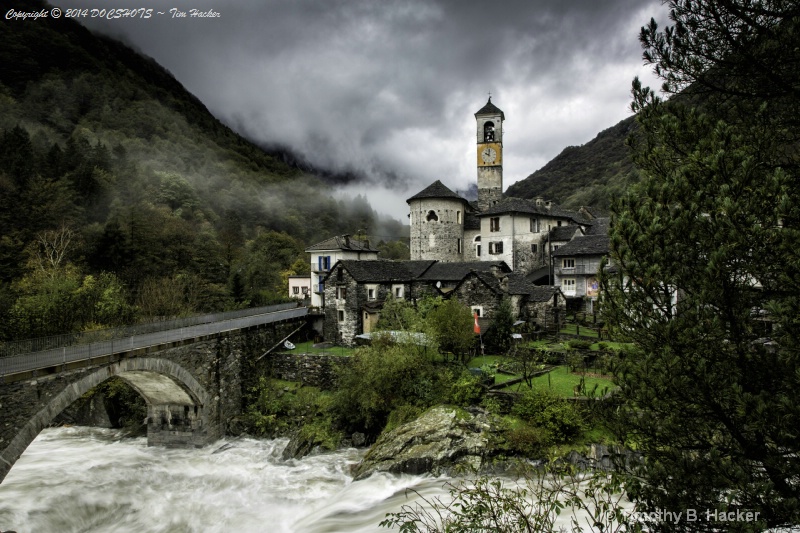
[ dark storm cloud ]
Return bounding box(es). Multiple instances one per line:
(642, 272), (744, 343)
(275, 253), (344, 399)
(71, 0), (666, 218)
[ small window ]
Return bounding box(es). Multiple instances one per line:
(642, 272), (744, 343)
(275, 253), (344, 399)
(490, 217), (500, 232)
(368, 288), (375, 300)
(338, 310), (345, 322)
(393, 285), (404, 299)
(562, 258), (575, 269)
(562, 279), (576, 290)
(456, 211), (461, 224)
(337, 268), (343, 282)
(531, 243), (538, 254)
(552, 244), (560, 251)
(557, 220), (562, 227)
(471, 306), (483, 317)
(302, 287), (309, 294)
(476, 244), (481, 257)
(457, 238), (462, 254)
(530, 218), (539, 233)
(293, 286), (300, 294)
(489, 241), (503, 255)
(426, 210), (438, 222)
(337, 287), (347, 299)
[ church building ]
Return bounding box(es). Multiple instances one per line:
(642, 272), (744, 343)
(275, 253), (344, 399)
(407, 98), (598, 278)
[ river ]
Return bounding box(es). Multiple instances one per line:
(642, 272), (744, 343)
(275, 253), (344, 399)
(0, 427), (450, 533)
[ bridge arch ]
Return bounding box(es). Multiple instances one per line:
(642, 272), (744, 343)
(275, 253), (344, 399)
(0, 358), (211, 485)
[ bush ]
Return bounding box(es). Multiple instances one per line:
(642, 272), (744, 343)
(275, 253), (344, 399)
(330, 337), (450, 436)
(566, 353), (587, 372)
(384, 404), (423, 433)
(504, 424), (553, 456)
(567, 339), (592, 350)
(447, 370), (486, 407)
(512, 389), (584, 444)
(244, 378), (328, 437)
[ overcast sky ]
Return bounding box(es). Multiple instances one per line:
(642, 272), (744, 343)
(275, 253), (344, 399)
(72, 0), (668, 220)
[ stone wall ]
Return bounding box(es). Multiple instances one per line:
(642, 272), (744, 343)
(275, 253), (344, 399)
(266, 352), (351, 389)
(409, 197), (466, 262)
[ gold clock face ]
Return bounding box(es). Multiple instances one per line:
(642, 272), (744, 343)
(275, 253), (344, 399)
(477, 143), (502, 166)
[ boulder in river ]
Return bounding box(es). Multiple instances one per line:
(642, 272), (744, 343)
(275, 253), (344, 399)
(352, 405), (498, 480)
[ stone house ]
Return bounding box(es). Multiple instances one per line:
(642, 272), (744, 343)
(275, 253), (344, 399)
(552, 233), (611, 313)
(322, 260), (435, 346)
(305, 235), (379, 308)
(450, 270), (566, 329)
(322, 259), (511, 346)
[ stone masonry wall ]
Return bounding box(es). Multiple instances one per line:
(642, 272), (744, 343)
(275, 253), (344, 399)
(409, 198), (465, 262)
(266, 352), (352, 389)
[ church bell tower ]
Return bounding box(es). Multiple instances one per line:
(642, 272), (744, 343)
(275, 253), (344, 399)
(475, 97), (504, 210)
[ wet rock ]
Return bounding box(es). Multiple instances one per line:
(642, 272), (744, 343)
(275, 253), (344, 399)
(351, 432), (366, 447)
(352, 405), (498, 480)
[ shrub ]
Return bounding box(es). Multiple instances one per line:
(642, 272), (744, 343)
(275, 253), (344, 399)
(384, 404), (423, 433)
(567, 339), (592, 350)
(447, 370), (485, 407)
(330, 337), (448, 436)
(504, 424), (553, 456)
(512, 389), (584, 444)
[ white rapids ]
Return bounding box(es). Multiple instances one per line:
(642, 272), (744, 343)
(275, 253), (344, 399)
(0, 427), (446, 533)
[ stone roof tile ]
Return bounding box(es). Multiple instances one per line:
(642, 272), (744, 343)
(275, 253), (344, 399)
(406, 180), (466, 203)
(552, 234), (610, 257)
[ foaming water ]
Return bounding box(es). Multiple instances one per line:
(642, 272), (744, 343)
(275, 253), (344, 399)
(0, 427), (441, 533)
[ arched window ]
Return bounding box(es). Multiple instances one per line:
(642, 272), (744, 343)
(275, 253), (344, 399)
(483, 121), (495, 142)
(426, 210), (439, 222)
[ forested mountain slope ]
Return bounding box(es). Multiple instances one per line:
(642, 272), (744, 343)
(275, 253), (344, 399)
(506, 116), (640, 210)
(0, 3), (401, 340)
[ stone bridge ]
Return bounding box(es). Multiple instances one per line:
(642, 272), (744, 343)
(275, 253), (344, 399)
(0, 304), (310, 484)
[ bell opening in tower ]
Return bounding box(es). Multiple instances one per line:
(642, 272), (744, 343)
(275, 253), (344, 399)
(483, 121), (495, 142)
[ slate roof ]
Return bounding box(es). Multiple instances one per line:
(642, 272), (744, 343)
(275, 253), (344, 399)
(406, 180), (466, 203)
(552, 234), (610, 257)
(328, 260), (436, 283)
(474, 97), (505, 120)
(583, 217), (610, 236)
(306, 235), (379, 253)
(528, 286), (561, 303)
(549, 225), (582, 242)
(478, 197), (583, 222)
(417, 261), (510, 282)
(464, 210), (481, 230)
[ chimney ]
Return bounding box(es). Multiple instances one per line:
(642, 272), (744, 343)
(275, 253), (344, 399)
(545, 200), (552, 210)
(342, 234), (350, 247)
(500, 275), (509, 293)
(535, 197), (544, 206)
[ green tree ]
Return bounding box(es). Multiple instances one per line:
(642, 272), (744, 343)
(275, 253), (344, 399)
(601, 1), (800, 530)
(427, 298), (474, 361)
(483, 297), (514, 354)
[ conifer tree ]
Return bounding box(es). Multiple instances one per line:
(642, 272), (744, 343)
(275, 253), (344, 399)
(602, 1), (800, 530)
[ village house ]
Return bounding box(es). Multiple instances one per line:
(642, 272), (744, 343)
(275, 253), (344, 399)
(287, 275), (311, 301)
(305, 234), (379, 308)
(552, 233), (610, 313)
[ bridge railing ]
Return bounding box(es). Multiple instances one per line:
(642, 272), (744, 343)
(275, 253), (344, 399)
(0, 302), (299, 359)
(0, 306), (308, 377)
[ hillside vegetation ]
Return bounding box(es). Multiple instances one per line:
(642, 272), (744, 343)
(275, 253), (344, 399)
(0, 4), (403, 340)
(506, 116), (640, 210)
